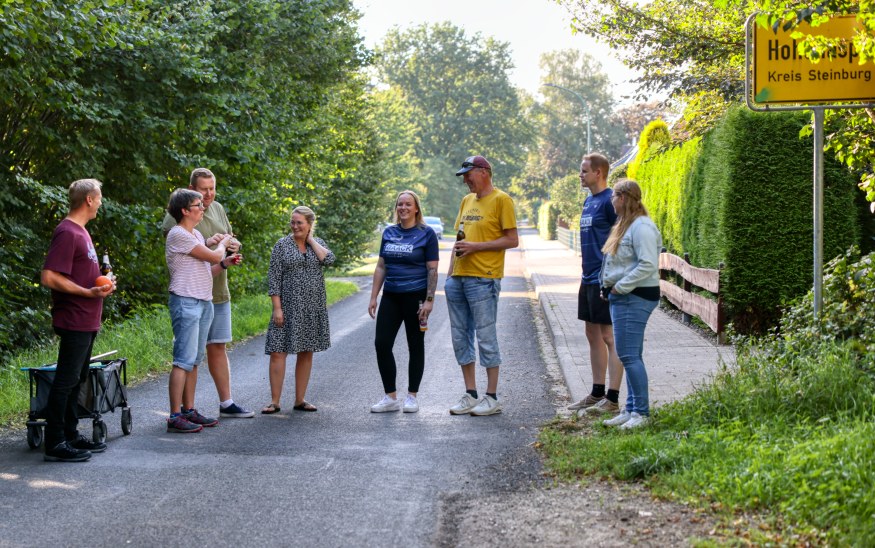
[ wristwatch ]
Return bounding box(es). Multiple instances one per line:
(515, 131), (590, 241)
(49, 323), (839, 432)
(426, 295), (434, 302)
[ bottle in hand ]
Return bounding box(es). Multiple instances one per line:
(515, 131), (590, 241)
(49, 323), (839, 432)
(454, 222), (465, 257)
(100, 253), (115, 281)
(418, 301), (428, 332)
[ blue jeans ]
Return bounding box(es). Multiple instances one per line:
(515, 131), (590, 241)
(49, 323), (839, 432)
(609, 293), (658, 416)
(445, 276), (502, 368)
(168, 293), (214, 371)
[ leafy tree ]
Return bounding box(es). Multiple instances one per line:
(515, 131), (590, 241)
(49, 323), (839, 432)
(557, 0), (875, 210)
(0, 0), (380, 362)
(374, 22), (535, 222)
(512, 50), (627, 221)
(613, 101), (671, 144)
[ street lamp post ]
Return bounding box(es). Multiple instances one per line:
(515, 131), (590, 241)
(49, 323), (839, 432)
(542, 83), (591, 154)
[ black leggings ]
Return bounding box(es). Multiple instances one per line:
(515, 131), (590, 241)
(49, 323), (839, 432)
(374, 289), (426, 394)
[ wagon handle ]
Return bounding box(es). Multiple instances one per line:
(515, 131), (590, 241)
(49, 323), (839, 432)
(89, 350), (118, 363)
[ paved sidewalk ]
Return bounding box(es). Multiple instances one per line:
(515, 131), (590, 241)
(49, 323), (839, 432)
(519, 228), (735, 409)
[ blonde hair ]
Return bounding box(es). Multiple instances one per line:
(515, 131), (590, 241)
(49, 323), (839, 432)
(393, 190), (426, 227)
(291, 205), (316, 227)
(69, 179), (102, 209)
(602, 179), (649, 255)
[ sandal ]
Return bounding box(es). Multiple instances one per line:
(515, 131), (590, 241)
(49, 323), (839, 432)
(293, 401), (317, 412)
(261, 403), (281, 414)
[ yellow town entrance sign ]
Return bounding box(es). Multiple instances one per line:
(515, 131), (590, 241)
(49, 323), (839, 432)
(751, 15), (874, 104)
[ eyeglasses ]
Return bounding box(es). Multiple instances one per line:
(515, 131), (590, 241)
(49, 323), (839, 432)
(460, 161), (490, 170)
(186, 202), (205, 210)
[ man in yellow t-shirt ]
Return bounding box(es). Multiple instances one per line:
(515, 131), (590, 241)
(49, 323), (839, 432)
(446, 155), (518, 417)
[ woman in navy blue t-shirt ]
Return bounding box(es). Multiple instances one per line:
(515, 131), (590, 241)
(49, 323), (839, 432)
(368, 190), (440, 413)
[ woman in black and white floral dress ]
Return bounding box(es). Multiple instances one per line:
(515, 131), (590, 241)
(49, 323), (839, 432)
(262, 206), (335, 414)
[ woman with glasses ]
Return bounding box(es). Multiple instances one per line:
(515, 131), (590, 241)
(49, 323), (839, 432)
(368, 190), (439, 413)
(164, 189), (236, 433)
(598, 179), (662, 430)
(262, 206), (334, 414)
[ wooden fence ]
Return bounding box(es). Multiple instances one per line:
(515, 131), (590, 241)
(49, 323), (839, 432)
(659, 250), (727, 344)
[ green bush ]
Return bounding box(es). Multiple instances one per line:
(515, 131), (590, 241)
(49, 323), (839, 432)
(538, 201), (558, 240)
(549, 174), (584, 229)
(634, 137), (702, 254)
(686, 107), (860, 333)
(627, 119), (670, 180)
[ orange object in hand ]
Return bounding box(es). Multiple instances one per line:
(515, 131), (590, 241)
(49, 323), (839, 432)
(95, 275), (113, 288)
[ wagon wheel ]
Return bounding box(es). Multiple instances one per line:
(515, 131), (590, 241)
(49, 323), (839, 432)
(121, 408), (132, 436)
(26, 425), (43, 449)
(92, 419), (107, 444)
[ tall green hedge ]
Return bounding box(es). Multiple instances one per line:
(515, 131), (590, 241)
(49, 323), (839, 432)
(634, 106), (861, 334)
(634, 136), (702, 254)
(538, 201), (558, 240)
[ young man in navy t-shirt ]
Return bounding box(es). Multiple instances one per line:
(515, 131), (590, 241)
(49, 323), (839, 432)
(569, 153), (624, 415)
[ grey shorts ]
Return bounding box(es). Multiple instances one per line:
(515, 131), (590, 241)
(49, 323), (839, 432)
(207, 300), (232, 344)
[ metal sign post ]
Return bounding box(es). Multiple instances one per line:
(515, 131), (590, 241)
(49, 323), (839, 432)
(745, 13), (875, 323)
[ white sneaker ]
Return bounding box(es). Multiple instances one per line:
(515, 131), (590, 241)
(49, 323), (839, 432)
(370, 395), (401, 413)
(402, 394), (419, 413)
(470, 395), (503, 416)
(619, 412), (649, 429)
(603, 410), (632, 426)
(449, 394), (479, 415)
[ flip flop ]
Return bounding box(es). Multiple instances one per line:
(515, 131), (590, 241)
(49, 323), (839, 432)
(261, 403), (281, 414)
(293, 401), (317, 412)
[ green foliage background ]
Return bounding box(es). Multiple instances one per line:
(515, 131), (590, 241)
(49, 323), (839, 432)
(0, 0), (385, 363)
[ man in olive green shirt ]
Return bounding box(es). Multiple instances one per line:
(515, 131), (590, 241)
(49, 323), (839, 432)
(162, 168), (253, 418)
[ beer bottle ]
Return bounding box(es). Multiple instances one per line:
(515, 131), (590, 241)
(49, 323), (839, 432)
(418, 301), (428, 332)
(454, 222), (465, 257)
(100, 254), (115, 280)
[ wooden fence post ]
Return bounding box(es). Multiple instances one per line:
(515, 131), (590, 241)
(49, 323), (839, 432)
(682, 252), (692, 326)
(717, 261), (726, 345)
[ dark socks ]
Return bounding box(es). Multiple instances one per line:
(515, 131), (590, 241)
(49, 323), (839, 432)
(486, 392), (497, 400)
(467, 389), (478, 400)
(591, 384), (606, 398)
(606, 389), (620, 403)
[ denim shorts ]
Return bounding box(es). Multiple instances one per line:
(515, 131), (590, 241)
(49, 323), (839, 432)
(444, 276), (502, 368)
(168, 293), (214, 371)
(207, 300), (232, 344)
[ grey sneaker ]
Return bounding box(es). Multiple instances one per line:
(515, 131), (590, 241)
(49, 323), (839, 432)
(371, 395), (401, 413)
(470, 395), (503, 416)
(402, 394), (419, 413)
(182, 408), (218, 427)
(449, 394), (478, 415)
(220, 402), (255, 418)
(603, 410), (632, 427)
(583, 398), (620, 415)
(166, 414), (203, 433)
(568, 394), (603, 411)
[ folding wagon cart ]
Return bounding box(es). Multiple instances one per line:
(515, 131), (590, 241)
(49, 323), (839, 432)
(22, 350), (132, 448)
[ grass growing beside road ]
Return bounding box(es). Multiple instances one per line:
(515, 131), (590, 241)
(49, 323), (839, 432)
(539, 338), (875, 545)
(0, 280), (358, 427)
(541, 249), (875, 544)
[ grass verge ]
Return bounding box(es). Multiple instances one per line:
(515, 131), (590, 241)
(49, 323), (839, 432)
(0, 280), (358, 427)
(539, 339), (875, 545)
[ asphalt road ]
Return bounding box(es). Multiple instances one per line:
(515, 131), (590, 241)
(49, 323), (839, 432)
(0, 240), (555, 547)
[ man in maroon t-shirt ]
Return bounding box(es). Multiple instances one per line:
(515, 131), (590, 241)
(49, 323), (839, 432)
(40, 179), (115, 462)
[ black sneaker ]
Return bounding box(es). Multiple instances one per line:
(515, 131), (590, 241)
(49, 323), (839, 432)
(44, 441), (92, 462)
(69, 435), (107, 454)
